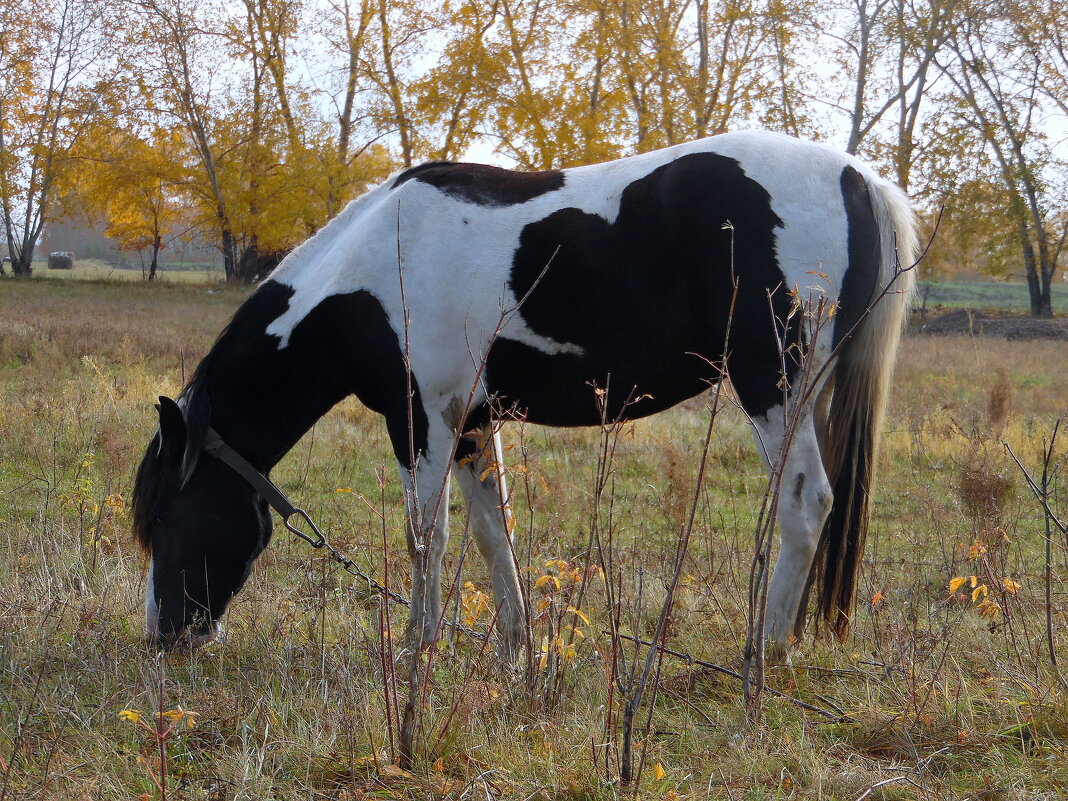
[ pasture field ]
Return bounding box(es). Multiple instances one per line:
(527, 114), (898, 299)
(916, 280), (1068, 314)
(1, 277), (1067, 800)
(22, 259), (224, 284)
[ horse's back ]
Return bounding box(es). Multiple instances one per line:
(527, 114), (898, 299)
(267, 132), (901, 425)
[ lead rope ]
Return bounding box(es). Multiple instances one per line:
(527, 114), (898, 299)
(287, 510), (488, 641)
(202, 427), (487, 641)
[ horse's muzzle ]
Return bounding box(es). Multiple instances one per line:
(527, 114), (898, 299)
(150, 621), (223, 651)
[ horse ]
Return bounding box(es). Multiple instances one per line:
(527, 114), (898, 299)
(132, 130), (917, 658)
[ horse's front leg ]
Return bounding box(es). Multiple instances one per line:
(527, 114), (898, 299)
(397, 425), (454, 656)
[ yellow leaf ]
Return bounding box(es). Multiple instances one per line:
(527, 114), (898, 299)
(568, 607), (590, 625)
(949, 577), (967, 594)
(432, 757), (445, 773)
(652, 762), (666, 781)
(870, 590), (884, 606)
(970, 575), (978, 588)
(1003, 578), (1021, 594)
(972, 584), (988, 602)
(118, 709), (142, 723)
(534, 575), (560, 590)
(379, 764), (413, 779)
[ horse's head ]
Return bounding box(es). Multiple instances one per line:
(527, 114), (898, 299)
(132, 396), (271, 649)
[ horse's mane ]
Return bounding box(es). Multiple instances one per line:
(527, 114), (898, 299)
(131, 435), (164, 553)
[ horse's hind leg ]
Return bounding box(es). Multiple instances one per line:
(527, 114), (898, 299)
(454, 422), (525, 658)
(747, 406), (833, 661)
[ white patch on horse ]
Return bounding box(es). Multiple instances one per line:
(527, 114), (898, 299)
(145, 557), (159, 640)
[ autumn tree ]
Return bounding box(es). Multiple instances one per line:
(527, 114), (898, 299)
(0, 0), (111, 276)
(937, 0), (1065, 316)
(123, 0), (247, 279)
(806, 0), (961, 191)
(487, 0), (623, 167)
(121, 0), (393, 282)
(63, 124), (190, 279)
(596, 0), (793, 152)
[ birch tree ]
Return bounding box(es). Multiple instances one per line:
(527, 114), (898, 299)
(0, 0), (109, 276)
(126, 0), (245, 278)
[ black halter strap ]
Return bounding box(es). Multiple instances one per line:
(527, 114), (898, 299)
(201, 427), (326, 548)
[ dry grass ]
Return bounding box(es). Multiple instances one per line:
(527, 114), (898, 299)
(27, 259), (224, 284)
(1, 278), (1067, 800)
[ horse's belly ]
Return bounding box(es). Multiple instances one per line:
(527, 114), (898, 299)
(484, 336), (718, 426)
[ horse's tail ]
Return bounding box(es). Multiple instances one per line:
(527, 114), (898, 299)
(814, 174), (918, 639)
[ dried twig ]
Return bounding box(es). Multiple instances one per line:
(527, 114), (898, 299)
(613, 633), (853, 723)
(1004, 419), (1067, 692)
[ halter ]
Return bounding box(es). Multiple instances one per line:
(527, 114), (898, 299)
(201, 427), (326, 549)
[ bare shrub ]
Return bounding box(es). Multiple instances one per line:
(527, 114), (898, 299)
(987, 366), (1013, 431)
(958, 456), (1015, 523)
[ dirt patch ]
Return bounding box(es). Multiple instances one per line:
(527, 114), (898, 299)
(917, 308), (1068, 341)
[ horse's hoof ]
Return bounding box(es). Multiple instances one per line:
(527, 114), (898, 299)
(493, 624), (525, 664)
(765, 640), (790, 666)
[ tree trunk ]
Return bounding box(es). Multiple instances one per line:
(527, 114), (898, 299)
(1018, 221), (1051, 317)
(236, 243), (285, 283)
(149, 235), (161, 280)
(1038, 277), (1052, 318)
(220, 228), (238, 281)
(11, 255), (33, 276)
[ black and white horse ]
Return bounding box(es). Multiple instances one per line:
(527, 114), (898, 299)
(132, 130), (916, 657)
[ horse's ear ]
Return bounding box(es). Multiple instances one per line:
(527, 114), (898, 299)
(156, 396), (187, 466)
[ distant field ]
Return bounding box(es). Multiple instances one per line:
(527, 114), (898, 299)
(917, 279), (1068, 313)
(27, 258), (224, 284)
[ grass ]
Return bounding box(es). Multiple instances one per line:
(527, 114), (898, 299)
(915, 280), (1068, 314)
(1, 277), (1067, 799)
(24, 259), (225, 284)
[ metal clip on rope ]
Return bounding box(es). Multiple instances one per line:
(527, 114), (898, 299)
(283, 507), (327, 548)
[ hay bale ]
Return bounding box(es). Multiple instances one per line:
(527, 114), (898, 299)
(47, 252), (75, 270)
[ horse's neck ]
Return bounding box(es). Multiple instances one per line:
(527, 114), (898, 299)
(193, 281), (347, 474)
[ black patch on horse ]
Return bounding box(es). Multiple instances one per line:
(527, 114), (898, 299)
(834, 166), (880, 348)
(133, 281), (429, 550)
(394, 162), (565, 207)
(193, 282), (430, 470)
(485, 152), (801, 425)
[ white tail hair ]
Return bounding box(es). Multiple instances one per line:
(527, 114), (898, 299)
(813, 174), (917, 637)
